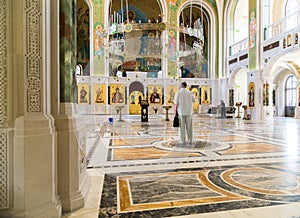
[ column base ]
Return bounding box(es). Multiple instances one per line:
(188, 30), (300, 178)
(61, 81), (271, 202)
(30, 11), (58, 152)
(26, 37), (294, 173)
(60, 191), (84, 213)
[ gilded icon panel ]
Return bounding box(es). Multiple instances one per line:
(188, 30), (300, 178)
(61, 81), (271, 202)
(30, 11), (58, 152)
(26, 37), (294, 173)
(93, 84), (106, 104)
(110, 84), (125, 104)
(263, 83), (269, 106)
(201, 86), (210, 104)
(248, 82), (255, 107)
(148, 85), (162, 104)
(166, 86), (178, 104)
(129, 91), (144, 114)
(78, 84), (89, 104)
(191, 86), (199, 113)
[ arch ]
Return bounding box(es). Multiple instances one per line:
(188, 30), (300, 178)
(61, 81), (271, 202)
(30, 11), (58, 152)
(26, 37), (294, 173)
(129, 81), (144, 94)
(177, 0), (217, 79)
(262, 49), (300, 80)
(228, 66), (248, 88)
(105, 0), (168, 23)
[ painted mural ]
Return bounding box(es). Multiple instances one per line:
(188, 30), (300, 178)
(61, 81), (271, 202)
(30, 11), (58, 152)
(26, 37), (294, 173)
(77, 0), (90, 70)
(249, 0), (257, 70)
(93, 0), (105, 76)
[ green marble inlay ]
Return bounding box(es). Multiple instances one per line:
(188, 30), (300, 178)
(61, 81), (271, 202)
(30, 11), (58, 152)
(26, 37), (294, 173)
(60, 0), (77, 103)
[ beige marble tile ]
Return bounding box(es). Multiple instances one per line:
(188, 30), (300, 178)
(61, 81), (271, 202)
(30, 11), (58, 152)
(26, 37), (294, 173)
(62, 173), (103, 218)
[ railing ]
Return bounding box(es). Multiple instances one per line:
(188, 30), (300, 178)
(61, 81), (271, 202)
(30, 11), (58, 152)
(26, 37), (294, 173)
(264, 10), (300, 40)
(229, 38), (248, 56)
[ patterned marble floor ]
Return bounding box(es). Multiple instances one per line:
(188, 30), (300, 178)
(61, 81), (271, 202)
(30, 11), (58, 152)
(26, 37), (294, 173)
(63, 114), (300, 218)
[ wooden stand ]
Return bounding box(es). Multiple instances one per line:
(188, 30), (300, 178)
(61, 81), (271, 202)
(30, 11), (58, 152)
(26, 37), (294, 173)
(163, 105), (172, 121)
(235, 102), (242, 118)
(115, 106), (125, 122)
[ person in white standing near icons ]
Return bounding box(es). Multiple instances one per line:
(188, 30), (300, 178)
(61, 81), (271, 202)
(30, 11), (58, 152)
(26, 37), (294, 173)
(174, 81), (196, 144)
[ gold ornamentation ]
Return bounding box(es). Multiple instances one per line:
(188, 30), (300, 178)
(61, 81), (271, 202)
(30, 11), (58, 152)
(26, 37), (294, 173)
(124, 23), (132, 33)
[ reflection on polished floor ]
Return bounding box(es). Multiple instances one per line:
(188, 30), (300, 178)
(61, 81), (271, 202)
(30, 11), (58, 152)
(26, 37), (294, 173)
(63, 114), (300, 218)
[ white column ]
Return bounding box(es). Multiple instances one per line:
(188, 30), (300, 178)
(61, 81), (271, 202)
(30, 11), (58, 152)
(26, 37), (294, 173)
(11, 0), (61, 217)
(295, 82), (300, 119)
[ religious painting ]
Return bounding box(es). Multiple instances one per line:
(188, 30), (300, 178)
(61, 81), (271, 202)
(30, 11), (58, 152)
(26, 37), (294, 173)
(76, 1), (90, 68)
(263, 83), (269, 106)
(191, 86), (199, 113)
(129, 91), (144, 114)
(78, 84), (89, 104)
(248, 82), (255, 107)
(93, 84), (106, 104)
(201, 86), (210, 104)
(298, 87), (300, 106)
(110, 84), (125, 104)
(166, 86), (178, 104)
(249, 10), (256, 49)
(287, 34), (292, 47)
(148, 85), (162, 104)
(94, 23), (104, 57)
(248, 2), (257, 70)
(229, 89), (234, 107)
(169, 30), (177, 61)
(283, 37), (286, 49)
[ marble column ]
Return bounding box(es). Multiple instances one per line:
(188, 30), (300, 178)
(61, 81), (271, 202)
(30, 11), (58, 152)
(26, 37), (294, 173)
(6, 0), (62, 217)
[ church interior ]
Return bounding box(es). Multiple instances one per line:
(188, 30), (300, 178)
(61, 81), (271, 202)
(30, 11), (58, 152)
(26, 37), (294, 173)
(1, 0), (300, 217)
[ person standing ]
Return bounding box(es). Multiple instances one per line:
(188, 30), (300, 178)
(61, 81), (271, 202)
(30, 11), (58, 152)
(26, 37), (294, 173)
(218, 100), (226, 119)
(174, 81), (196, 144)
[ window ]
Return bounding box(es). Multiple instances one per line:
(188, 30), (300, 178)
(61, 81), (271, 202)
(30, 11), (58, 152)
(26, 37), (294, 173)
(234, 0), (249, 43)
(285, 75), (297, 106)
(285, 0), (300, 30)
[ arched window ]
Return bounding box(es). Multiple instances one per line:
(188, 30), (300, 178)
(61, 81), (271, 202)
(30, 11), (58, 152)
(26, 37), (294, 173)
(228, 0), (249, 55)
(285, 0), (300, 30)
(285, 75), (297, 106)
(234, 0), (248, 43)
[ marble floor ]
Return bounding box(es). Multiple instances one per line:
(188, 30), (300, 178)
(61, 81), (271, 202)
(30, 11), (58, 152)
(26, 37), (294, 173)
(63, 113), (300, 218)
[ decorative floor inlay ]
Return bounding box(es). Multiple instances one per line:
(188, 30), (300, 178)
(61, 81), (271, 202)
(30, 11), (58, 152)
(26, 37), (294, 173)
(117, 171), (245, 213)
(99, 162), (300, 217)
(110, 147), (202, 161)
(196, 134), (252, 142)
(89, 116), (300, 217)
(218, 142), (285, 155)
(112, 137), (167, 146)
